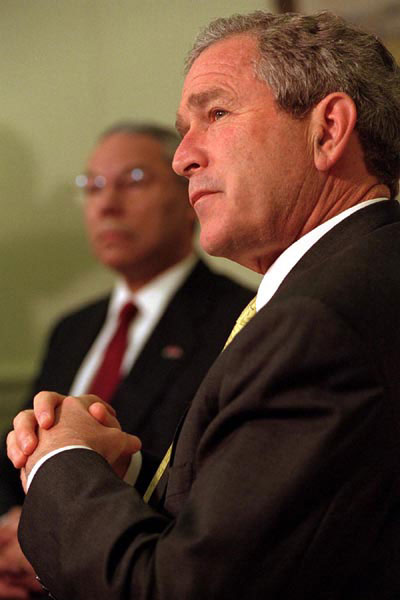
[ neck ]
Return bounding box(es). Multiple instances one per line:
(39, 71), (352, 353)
(298, 180), (390, 239)
(242, 180), (390, 276)
(122, 252), (193, 292)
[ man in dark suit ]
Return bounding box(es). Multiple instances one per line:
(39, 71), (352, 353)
(8, 11), (400, 599)
(0, 122), (252, 598)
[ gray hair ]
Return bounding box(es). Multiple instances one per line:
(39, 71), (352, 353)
(186, 11), (400, 198)
(99, 121), (187, 186)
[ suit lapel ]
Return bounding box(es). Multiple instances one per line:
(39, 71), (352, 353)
(46, 298), (109, 395)
(113, 262), (212, 428)
(72, 299), (109, 365)
(279, 199), (400, 292)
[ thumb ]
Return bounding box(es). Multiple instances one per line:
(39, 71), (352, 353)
(33, 391), (67, 429)
(122, 433), (142, 456)
(88, 403), (121, 429)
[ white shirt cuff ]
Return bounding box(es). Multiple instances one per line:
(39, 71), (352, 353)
(26, 446), (142, 490)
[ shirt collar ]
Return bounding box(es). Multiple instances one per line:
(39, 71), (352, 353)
(108, 253), (198, 319)
(256, 197), (389, 312)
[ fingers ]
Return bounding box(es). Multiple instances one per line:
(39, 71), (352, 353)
(12, 409), (40, 457)
(83, 395), (116, 417)
(0, 538), (37, 598)
(33, 391), (67, 429)
(6, 392), (67, 468)
(0, 507), (21, 544)
(6, 432), (26, 469)
(88, 402), (120, 428)
(122, 433), (142, 456)
(60, 394), (116, 427)
(7, 429), (31, 470)
(111, 438), (142, 479)
(0, 540), (34, 575)
(24, 572), (43, 593)
(0, 578), (30, 599)
(33, 391), (115, 428)
(4, 507), (22, 523)
(0, 507), (21, 529)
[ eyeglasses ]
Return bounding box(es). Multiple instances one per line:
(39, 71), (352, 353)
(75, 167), (148, 194)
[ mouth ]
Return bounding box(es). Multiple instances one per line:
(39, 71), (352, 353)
(95, 227), (132, 244)
(189, 190), (218, 207)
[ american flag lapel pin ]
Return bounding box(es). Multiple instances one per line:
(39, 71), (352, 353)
(162, 345), (184, 359)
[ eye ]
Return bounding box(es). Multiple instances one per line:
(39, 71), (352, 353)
(210, 108), (228, 121)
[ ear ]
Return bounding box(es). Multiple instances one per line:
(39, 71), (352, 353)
(310, 93), (357, 172)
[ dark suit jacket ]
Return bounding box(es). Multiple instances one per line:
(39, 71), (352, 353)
(0, 260), (252, 512)
(20, 201), (400, 599)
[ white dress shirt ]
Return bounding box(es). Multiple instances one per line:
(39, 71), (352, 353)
(256, 198), (388, 311)
(70, 253), (198, 395)
(27, 254), (197, 489)
(27, 199), (389, 490)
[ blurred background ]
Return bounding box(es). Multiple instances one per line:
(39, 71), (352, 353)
(1, 0), (399, 426)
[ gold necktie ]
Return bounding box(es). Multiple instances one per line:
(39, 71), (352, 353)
(223, 296), (257, 349)
(143, 296), (257, 504)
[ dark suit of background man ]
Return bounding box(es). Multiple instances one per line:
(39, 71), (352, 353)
(0, 122), (252, 598)
(8, 10), (400, 599)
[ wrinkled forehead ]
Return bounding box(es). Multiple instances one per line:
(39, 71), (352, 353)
(183, 34), (259, 93)
(176, 35), (265, 135)
(87, 133), (167, 173)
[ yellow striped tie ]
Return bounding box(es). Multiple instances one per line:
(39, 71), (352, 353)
(223, 296), (257, 349)
(143, 296), (257, 504)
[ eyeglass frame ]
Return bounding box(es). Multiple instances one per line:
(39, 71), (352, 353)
(75, 166), (150, 195)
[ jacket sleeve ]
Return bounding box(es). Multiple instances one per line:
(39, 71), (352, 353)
(18, 298), (399, 600)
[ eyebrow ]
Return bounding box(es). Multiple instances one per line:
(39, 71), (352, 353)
(85, 164), (149, 177)
(175, 87), (234, 136)
(188, 87), (234, 108)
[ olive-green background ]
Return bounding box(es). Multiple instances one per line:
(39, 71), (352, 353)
(1, 1), (270, 425)
(1, 1), (399, 426)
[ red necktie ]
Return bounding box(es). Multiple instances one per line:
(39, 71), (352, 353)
(88, 302), (137, 402)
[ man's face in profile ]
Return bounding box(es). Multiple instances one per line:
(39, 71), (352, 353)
(173, 35), (316, 274)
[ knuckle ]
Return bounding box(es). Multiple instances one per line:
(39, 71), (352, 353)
(12, 410), (27, 427)
(86, 394), (104, 406)
(63, 395), (78, 407)
(5, 430), (14, 446)
(33, 390), (48, 405)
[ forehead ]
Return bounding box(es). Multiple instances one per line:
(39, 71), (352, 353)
(88, 133), (166, 172)
(176, 34), (278, 134)
(182, 35), (260, 102)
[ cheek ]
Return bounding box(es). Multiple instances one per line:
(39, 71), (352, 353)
(83, 200), (102, 223)
(124, 204), (165, 241)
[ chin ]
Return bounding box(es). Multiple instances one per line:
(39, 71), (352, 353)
(199, 230), (231, 260)
(96, 251), (132, 271)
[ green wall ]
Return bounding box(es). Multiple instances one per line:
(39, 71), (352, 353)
(1, 1), (267, 419)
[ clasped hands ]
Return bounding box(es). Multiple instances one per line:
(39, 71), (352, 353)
(7, 391), (142, 493)
(0, 392), (141, 600)
(0, 506), (42, 599)
(1, 392), (140, 598)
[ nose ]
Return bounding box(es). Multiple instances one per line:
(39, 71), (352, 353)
(173, 132), (208, 178)
(87, 185), (123, 215)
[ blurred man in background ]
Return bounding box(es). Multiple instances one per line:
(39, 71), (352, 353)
(0, 122), (252, 598)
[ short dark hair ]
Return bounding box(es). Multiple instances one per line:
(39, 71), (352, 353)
(98, 121), (187, 186)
